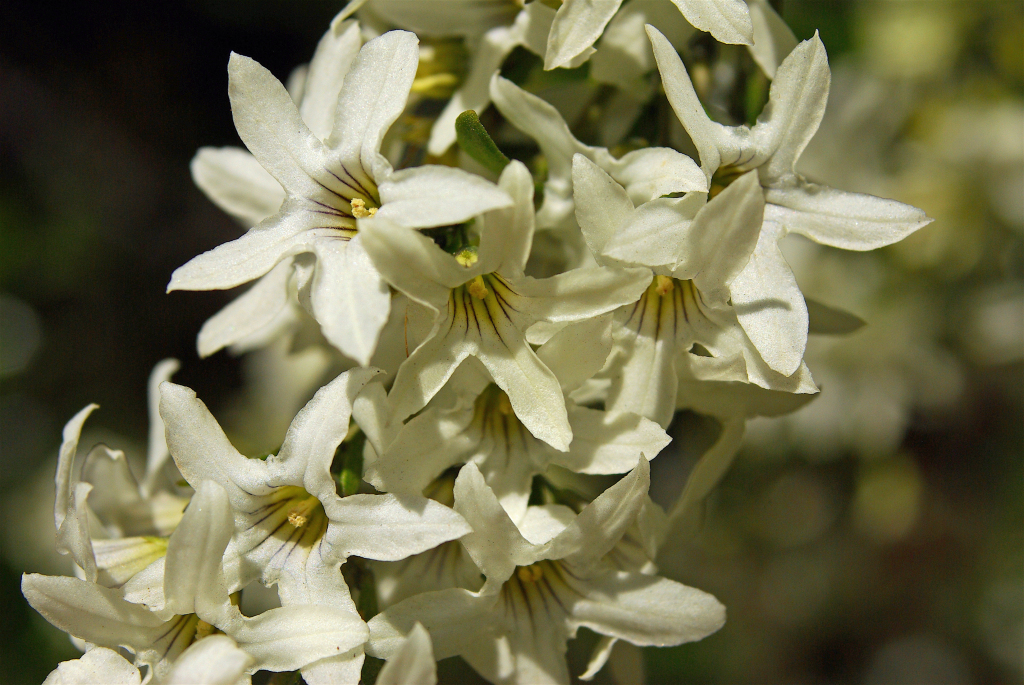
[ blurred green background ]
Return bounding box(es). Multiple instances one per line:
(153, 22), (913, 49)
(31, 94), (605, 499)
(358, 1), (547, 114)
(1, 1), (1020, 683)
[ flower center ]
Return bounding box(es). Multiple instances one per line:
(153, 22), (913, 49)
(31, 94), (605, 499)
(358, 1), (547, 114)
(515, 564), (544, 583)
(350, 198), (378, 219)
(709, 165), (746, 199)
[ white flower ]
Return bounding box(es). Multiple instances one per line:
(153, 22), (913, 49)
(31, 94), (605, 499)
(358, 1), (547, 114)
(367, 459), (725, 685)
(360, 161), (652, 451)
(169, 29), (513, 364)
(53, 360), (188, 588)
(647, 25), (932, 375)
(153, 370), (471, 683)
(490, 74), (707, 234)
(376, 622), (438, 685)
(25, 481), (366, 681)
(365, 378), (670, 523)
(572, 154), (817, 427)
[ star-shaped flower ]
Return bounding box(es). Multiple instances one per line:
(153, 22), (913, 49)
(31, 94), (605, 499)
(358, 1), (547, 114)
(169, 29), (514, 364)
(367, 459), (725, 685)
(359, 161), (652, 451)
(647, 25), (932, 376)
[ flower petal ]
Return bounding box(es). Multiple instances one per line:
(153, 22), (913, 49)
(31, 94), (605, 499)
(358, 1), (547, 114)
(545, 0), (623, 70)
(167, 201), (314, 292)
(196, 261), (293, 358)
(729, 220), (808, 376)
(165, 635), (255, 685)
(300, 19), (363, 140)
(367, 588), (496, 661)
(757, 33), (830, 183)
(329, 30), (419, 180)
(765, 182), (932, 250)
(190, 146), (285, 226)
(572, 154), (636, 260)
(160, 382), (274, 504)
(376, 622), (437, 685)
(270, 368), (382, 500)
(309, 236), (391, 365)
(360, 217), (471, 310)
(323, 493), (471, 561)
(601, 195), (703, 270)
(43, 648), (141, 685)
(599, 145), (708, 203)
(535, 315), (613, 392)
(746, 0), (797, 79)
(228, 53), (330, 197)
(554, 406), (670, 475)
(669, 0), (753, 45)
(509, 267), (652, 323)
(376, 165), (513, 229)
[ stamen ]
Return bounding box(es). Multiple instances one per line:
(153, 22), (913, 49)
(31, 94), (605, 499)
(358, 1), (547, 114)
(351, 198), (377, 219)
(516, 564), (544, 583)
(455, 247), (479, 267)
(468, 275), (489, 299)
(287, 511), (308, 528)
(655, 275), (674, 296)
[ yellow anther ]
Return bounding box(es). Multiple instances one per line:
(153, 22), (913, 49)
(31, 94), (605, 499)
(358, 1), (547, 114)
(654, 275), (674, 296)
(196, 619), (216, 640)
(516, 564), (544, 583)
(351, 198), (377, 219)
(468, 275), (489, 300)
(455, 247), (479, 267)
(496, 392), (514, 416)
(287, 511), (308, 528)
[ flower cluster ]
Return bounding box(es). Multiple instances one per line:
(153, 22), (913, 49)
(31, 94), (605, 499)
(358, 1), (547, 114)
(25, 1), (929, 683)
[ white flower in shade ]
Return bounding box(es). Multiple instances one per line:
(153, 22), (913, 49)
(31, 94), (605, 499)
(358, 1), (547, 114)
(25, 481), (367, 682)
(152, 369), (471, 684)
(365, 374), (671, 523)
(52, 360), (188, 589)
(169, 29), (514, 365)
(340, 0), (751, 155)
(359, 160), (652, 452)
(42, 648), (141, 685)
(376, 622), (438, 685)
(647, 25), (932, 376)
(366, 459), (725, 685)
(489, 74), (707, 234)
(572, 153), (817, 428)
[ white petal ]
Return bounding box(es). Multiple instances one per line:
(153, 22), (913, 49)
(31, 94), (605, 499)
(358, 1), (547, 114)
(386, 317), (475, 424)
(674, 170), (764, 294)
(166, 634), (255, 685)
(454, 462), (539, 584)
(227, 604), (368, 673)
(309, 236), (391, 365)
(554, 405), (670, 474)
(572, 154), (635, 260)
(602, 196), (703, 270)
(377, 165), (513, 228)
(196, 262), (293, 359)
(566, 569), (726, 645)
(483, 160), (536, 276)
(301, 649), (365, 685)
(270, 368), (381, 500)
(364, 405), (477, 495)
(474, 320), (573, 452)
(323, 493), (471, 561)
(548, 457), (650, 568)
(535, 315), (613, 392)
(144, 358), (179, 491)
(359, 217), (471, 310)
(301, 19), (363, 140)
(54, 404), (98, 533)
(330, 30), (419, 179)
(600, 146), (707, 203)
(191, 146), (285, 226)
(167, 202), (313, 292)
(510, 267), (652, 323)
(765, 182), (932, 250)
(228, 53), (330, 197)
(80, 445), (142, 533)
(757, 33), (830, 182)
(729, 220), (807, 376)
(163, 481), (234, 618)
(605, 307), (680, 429)
(669, 0), (753, 45)
(21, 574), (166, 650)
(43, 648), (141, 685)
(545, 0), (623, 70)
(377, 622), (437, 685)
(367, 588), (496, 661)
(159, 382), (274, 504)
(647, 25), (724, 177)
(746, 0), (798, 79)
